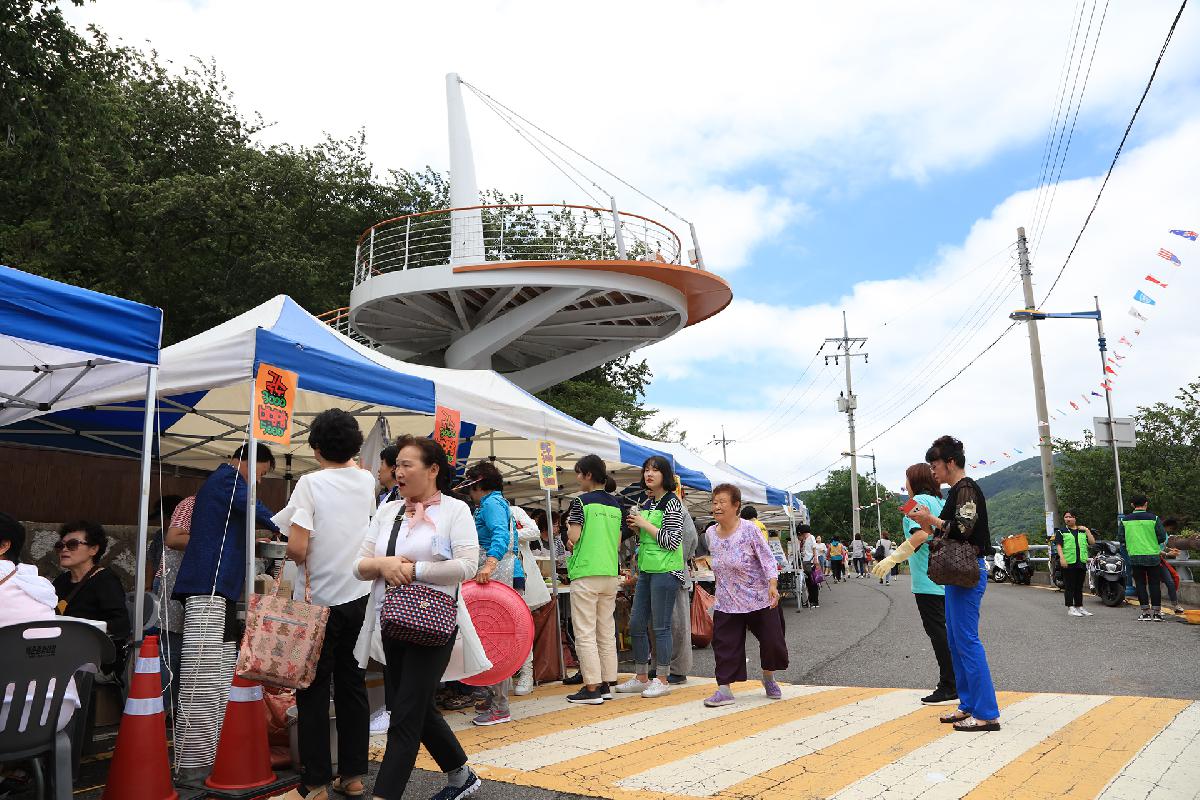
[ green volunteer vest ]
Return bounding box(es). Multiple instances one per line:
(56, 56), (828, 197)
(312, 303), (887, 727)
(1124, 517), (1160, 557)
(567, 498), (622, 580)
(1062, 528), (1089, 565)
(637, 503), (684, 574)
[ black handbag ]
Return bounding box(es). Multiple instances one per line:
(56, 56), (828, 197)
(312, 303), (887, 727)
(927, 533), (980, 588)
(379, 509), (459, 647)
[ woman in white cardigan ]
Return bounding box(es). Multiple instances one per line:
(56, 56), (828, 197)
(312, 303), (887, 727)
(352, 435), (490, 800)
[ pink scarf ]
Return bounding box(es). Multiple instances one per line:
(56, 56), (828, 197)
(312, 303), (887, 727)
(405, 492), (442, 530)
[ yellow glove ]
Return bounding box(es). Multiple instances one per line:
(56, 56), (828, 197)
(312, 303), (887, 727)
(870, 539), (917, 578)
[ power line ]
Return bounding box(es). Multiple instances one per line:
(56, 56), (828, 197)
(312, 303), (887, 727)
(1031, 0), (1111, 255)
(739, 347), (823, 441)
(1040, 0), (1188, 305)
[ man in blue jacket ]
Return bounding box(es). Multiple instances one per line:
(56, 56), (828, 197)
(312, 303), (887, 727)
(173, 443), (278, 774)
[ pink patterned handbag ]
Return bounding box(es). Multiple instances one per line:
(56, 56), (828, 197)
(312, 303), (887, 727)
(236, 569), (329, 689)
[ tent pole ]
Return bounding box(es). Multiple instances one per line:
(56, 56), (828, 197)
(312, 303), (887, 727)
(786, 492), (800, 613)
(545, 488), (565, 681)
(245, 400), (259, 611)
(133, 366), (158, 643)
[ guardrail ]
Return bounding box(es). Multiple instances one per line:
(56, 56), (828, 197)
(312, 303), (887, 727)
(314, 307), (378, 348)
(353, 203), (686, 287)
(1020, 543), (1198, 581)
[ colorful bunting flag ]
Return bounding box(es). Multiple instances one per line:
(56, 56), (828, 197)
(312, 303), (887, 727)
(1158, 248), (1182, 265)
(1105, 365), (1117, 375)
(1014, 449), (1023, 454)
(1069, 401), (1079, 410)
(1002, 452), (1011, 458)
(1119, 336), (1133, 346)
(1101, 380), (1113, 391)
(1129, 307), (1148, 321)
(1134, 328), (1142, 335)
(1170, 229), (1197, 241)
(1081, 394), (1091, 405)
(1115, 353), (1125, 360)
(1133, 290), (1156, 305)
(1091, 391), (1103, 398)
(1145, 275), (1168, 288)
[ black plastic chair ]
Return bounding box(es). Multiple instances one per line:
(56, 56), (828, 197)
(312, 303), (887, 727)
(0, 620), (115, 800)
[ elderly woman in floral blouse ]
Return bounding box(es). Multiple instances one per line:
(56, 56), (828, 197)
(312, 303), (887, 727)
(702, 483), (788, 708)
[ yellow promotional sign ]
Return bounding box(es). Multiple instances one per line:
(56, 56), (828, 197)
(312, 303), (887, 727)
(253, 364), (297, 445)
(536, 440), (558, 490)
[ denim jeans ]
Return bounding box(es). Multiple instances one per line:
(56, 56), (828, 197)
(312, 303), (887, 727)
(630, 571), (677, 672)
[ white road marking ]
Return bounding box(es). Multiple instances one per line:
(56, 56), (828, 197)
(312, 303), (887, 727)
(1097, 701), (1200, 800)
(830, 693), (1111, 800)
(617, 689), (926, 795)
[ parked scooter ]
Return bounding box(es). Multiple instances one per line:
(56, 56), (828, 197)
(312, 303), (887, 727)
(988, 551), (1009, 583)
(1008, 548), (1034, 585)
(1088, 540), (1127, 607)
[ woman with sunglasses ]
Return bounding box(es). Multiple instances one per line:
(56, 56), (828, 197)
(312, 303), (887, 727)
(614, 455), (685, 699)
(901, 436), (1000, 732)
(52, 521), (131, 674)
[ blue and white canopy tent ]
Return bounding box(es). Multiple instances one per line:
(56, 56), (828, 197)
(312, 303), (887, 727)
(0, 265), (163, 634)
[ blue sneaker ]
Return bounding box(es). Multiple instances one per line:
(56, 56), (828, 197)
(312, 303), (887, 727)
(430, 768), (482, 799)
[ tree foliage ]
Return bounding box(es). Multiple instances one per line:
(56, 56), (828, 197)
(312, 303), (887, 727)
(801, 467), (902, 543)
(1055, 377), (1200, 537)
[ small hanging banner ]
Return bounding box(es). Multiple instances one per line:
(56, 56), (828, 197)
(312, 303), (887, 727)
(433, 406), (461, 462)
(536, 440), (558, 490)
(253, 364), (298, 445)
(1157, 248), (1182, 265)
(1133, 290), (1156, 305)
(1145, 274), (1168, 288)
(1169, 229), (1197, 241)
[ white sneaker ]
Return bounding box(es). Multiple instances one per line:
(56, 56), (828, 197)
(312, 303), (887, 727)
(514, 669), (533, 696)
(641, 678), (671, 698)
(613, 677), (649, 693)
(369, 706), (391, 734)
(1068, 607), (1082, 617)
(1079, 607), (1094, 616)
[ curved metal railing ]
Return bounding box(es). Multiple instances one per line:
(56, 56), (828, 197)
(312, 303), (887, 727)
(315, 307), (378, 347)
(352, 203), (685, 286)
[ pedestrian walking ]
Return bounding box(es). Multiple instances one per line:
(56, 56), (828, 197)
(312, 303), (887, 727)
(872, 463), (956, 705)
(903, 435), (1001, 732)
(351, 435), (487, 800)
(463, 460), (522, 725)
(814, 536), (828, 571)
(828, 539), (846, 582)
(275, 409), (375, 800)
(702, 484), (787, 708)
(851, 533), (866, 577)
(1118, 494), (1169, 622)
(1056, 512), (1095, 618)
(614, 456), (685, 699)
(799, 524), (820, 608)
(563, 455), (623, 705)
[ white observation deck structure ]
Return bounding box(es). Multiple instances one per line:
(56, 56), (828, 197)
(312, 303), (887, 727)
(345, 74), (732, 392)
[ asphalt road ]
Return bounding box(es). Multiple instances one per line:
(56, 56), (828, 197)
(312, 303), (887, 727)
(35, 574), (1196, 800)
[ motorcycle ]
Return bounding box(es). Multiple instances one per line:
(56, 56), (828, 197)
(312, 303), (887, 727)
(988, 551), (1009, 583)
(1088, 540), (1127, 607)
(1008, 548), (1034, 585)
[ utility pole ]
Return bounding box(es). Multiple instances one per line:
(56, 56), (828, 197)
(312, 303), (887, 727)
(826, 312), (868, 540)
(1093, 296), (1125, 516)
(709, 425), (735, 462)
(1016, 226), (1062, 533)
(843, 449), (882, 539)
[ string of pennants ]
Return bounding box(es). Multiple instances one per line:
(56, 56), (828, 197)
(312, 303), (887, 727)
(968, 227), (1194, 470)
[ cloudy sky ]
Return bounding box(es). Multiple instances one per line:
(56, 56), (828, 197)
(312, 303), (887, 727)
(66, 0), (1200, 495)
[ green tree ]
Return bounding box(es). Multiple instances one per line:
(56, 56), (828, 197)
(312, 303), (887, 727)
(1055, 377), (1200, 537)
(802, 467), (902, 543)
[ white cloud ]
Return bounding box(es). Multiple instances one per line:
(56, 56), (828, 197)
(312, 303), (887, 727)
(646, 115), (1200, 494)
(63, 0), (1200, 275)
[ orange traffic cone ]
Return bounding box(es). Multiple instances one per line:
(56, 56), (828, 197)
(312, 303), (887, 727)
(204, 675), (276, 791)
(102, 635), (179, 800)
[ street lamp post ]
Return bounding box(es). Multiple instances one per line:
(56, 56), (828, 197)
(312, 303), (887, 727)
(1009, 297), (1125, 519)
(842, 450), (882, 539)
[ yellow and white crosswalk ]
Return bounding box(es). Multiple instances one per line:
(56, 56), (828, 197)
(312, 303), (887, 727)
(370, 680), (1199, 799)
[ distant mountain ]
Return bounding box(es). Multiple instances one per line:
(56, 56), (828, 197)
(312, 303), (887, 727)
(977, 455), (1061, 538)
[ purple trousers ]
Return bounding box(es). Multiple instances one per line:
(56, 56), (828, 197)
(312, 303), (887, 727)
(712, 605), (789, 686)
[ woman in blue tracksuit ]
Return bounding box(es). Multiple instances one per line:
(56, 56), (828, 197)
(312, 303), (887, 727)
(463, 460), (523, 727)
(903, 435), (1000, 732)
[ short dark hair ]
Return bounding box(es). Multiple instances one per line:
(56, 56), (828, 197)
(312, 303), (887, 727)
(926, 435), (965, 468)
(307, 408), (364, 463)
(380, 445), (400, 468)
(713, 483), (742, 506)
(1130, 493), (1149, 508)
(604, 475), (617, 493)
(0, 512), (26, 563)
(59, 520), (108, 561)
(641, 455), (678, 493)
(739, 504), (757, 519)
(796, 524), (811, 535)
(464, 459), (504, 492)
(232, 443), (276, 470)
(574, 454), (608, 485)
(394, 434), (453, 493)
